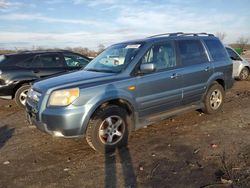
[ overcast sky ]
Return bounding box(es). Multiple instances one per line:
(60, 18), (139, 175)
(0, 0), (249, 50)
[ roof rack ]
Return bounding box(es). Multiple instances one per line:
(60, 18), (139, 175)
(147, 32), (214, 38)
(180, 32), (214, 37)
(147, 32), (184, 38)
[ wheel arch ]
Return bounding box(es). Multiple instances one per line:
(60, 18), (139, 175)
(243, 66), (250, 72)
(214, 79), (225, 90)
(12, 80), (33, 98)
(82, 97), (137, 135)
(202, 73), (225, 101)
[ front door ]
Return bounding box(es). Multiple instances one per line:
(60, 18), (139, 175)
(226, 47), (242, 77)
(135, 41), (183, 117)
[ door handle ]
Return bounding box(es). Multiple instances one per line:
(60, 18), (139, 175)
(170, 73), (181, 79)
(204, 66), (211, 72)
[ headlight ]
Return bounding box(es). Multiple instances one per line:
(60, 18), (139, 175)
(48, 88), (80, 106)
(28, 88), (41, 102)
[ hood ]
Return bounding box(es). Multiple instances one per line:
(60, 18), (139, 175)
(241, 58), (250, 66)
(33, 70), (116, 93)
(244, 58), (250, 64)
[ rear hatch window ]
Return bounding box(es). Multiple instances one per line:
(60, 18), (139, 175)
(0, 55), (15, 67)
(0, 55), (6, 64)
(0, 54), (31, 67)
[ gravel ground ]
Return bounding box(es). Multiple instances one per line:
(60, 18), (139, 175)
(0, 79), (250, 188)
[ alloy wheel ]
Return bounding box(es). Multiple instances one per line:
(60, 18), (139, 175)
(19, 89), (29, 106)
(98, 115), (125, 145)
(210, 89), (222, 110)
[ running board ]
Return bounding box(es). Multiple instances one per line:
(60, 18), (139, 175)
(137, 104), (202, 128)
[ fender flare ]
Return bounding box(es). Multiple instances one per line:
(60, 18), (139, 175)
(80, 89), (138, 134)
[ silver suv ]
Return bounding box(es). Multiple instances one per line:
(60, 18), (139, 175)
(226, 46), (250, 80)
(26, 33), (233, 153)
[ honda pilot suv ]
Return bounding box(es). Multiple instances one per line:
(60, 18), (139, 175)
(0, 50), (90, 107)
(26, 33), (233, 153)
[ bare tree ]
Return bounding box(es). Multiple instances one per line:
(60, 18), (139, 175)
(97, 44), (105, 54)
(216, 32), (227, 41)
(237, 36), (249, 50)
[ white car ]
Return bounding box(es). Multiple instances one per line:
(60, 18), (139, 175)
(226, 47), (250, 80)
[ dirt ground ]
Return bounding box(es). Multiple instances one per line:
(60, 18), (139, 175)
(0, 80), (250, 188)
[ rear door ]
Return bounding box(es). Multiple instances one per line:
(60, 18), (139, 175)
(135, 40), (183, 117)
(203, 39), (232, 88)
(177, 39), (213, 105)
(31, 53), (66, 78)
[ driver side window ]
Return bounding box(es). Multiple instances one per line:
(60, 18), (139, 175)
(141, 41), (177, 71)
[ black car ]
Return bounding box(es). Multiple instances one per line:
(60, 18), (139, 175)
(0, 50), (90, 107)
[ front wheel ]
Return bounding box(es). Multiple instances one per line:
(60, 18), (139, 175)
(202, 83), (225, 114)
(239, 67), (249, 81)
(86, 105), (129, 153)
(15, 85), (30, 108)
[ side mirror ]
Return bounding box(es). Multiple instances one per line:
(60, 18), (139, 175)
(139, 63), (156, 74)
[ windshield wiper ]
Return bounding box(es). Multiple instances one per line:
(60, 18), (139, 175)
(85, 68), (117, 73)
(85, 68), (103, 72)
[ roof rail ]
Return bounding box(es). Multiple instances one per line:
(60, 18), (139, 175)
(147, 32), (214, 38)
(179, 32), (214, 37)
(147, 32), (184, 38)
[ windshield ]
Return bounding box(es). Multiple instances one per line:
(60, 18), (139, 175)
(84, 43), (142, 73)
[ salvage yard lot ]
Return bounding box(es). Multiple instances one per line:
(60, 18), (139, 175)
(0, 80), (250, 188)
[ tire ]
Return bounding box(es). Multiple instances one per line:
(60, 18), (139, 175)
(239, 67), (249, 81)
(86, 105), (130, 153)
(15, 85), (30, 108)
(202, 83), (225, 114)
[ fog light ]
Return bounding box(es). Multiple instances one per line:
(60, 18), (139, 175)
(53, 131), (64, 137)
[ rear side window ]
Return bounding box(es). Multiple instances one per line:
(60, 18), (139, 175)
(204, 39), (228, 61)
(17, 57), (34, 68)
(178, 40), (208, 66)
(33, 54), (64, 68)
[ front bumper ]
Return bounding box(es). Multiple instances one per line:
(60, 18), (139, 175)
(26, 99), (87, 138)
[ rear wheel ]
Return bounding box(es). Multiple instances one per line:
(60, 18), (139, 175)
(202, 83), (225, 114)
(15, 85), (30, 108)
(239, 67), (249, 81)
(86, 105), (129, 153)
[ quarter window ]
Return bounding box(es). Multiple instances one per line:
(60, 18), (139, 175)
(141, 41), (177, 71)
(178, 40), (208, 66)
(204, 39), (228, 61)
